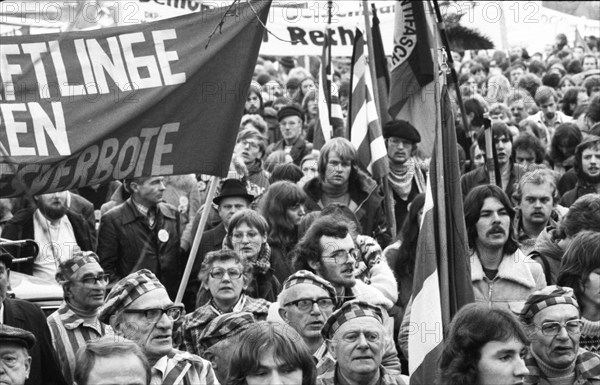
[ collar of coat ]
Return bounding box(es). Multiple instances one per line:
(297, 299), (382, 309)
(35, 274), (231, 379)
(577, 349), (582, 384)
(470, 249), (538, 289)
(122, 198), (176, 225)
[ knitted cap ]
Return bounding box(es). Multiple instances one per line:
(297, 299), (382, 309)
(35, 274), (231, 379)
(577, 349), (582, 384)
(520, 285), (579, 322)
(321, 300), (383, 340)
(282, 270), (337, 305)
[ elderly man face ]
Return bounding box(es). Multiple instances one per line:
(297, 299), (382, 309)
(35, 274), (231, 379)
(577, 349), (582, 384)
(217, 197), (249, 228)
(131, 177), (165, 208)
(330, 317), (385, 379)
(279, 284), (335, 342)
(0, 342), (31, 385)
(67, 262), (108, 312)
(529, 304), (581, 369)
(114, 288), (182, 364)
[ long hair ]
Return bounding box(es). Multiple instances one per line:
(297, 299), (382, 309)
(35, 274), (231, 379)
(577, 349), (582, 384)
(437, 303), (529, 385)
(464, 185), (518, 255)
(259, 181), (306, 250)
(557, 231), (600, 313)
(549, 123), (582, 163)
(318, 138), (358, 183)
(226, 321), (317, 385)
(293, 216), (349, 272)
(397, 194), (426, 277)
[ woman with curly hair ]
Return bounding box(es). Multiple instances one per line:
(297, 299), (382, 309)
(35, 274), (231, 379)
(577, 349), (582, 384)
(259, 181), (306, 284)
(227, 321), (317, 385)
(438, 303), (529, 385)
(557, 231), (600, 354)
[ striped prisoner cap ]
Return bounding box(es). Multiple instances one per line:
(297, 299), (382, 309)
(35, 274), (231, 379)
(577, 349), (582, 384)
(197, 312), (255, 352)
(55, 251), (100, 284)
(99, 269), (165, 324)
(282, 270), (337, 305)
(520, 285), (579, 322)
(321, 300), (383, 340)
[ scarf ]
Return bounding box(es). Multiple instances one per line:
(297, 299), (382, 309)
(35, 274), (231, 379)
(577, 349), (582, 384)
(388, 158), (424, 201)
(321, 180), (350, 207)
(222, 240), (272, 276)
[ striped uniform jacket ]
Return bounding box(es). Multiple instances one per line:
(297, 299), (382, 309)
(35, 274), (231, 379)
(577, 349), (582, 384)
(179, 295), (270, 355)
(524, 348), (600, 385)
(47, 301), (108, 384)
(151, 349), (218, 385)
(316, 365), (408, 385)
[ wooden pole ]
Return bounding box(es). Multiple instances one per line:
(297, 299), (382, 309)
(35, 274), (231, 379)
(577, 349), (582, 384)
(175, 176), (220, 304)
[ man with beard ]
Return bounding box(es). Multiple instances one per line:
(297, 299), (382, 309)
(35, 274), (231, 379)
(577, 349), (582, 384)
(513, 169), (565, 255)
(463, 185), (546, 311)
(97, 176), (181, 300)
(382, 120), (426, 235)
(47, 252), (110, 384)
(560, 136), (600, 207)
(1, 191), (94, 278)
(520, 286), (600, 384)
(244, 83), (264, 116)
(461, 122), (526, 205)
(526, 86), (571, 140)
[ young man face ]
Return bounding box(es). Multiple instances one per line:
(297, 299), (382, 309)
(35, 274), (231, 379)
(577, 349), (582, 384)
(475, 197), (510, 252)
(509, 100), (528, 125)
(494, 135), (513, 167)
(324, 153), (352, 187)
(235, 136), (262, 164)
(245, 92), (261, 114)
(515, 148), (536, 167)
(581, 147), (600, 179)
(386, 137), (414, 165)
(36, 191), (69, 220)
(520, 182), (554, 227)
(529, 304), (581, 369)
(582, 56), (597, 71)
(312, 233), (357, 290)
(476, 338), (529, 385)
(540, 96), (557, 121)
(245, 347), (303, 385)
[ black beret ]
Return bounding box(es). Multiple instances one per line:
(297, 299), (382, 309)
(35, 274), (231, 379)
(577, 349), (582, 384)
(277, 104), (304, 122)
(0, 324), (36, 350)
(383, 120), (421, 143)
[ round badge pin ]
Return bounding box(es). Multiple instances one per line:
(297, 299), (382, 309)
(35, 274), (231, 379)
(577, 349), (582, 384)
(158, 229), (170, 242)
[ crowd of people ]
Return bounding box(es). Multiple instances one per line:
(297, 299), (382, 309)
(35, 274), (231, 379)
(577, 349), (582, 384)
(1, 31), (600, 385)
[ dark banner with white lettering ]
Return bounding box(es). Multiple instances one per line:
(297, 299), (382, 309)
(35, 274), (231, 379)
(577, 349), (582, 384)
(0, 0), (271, 197)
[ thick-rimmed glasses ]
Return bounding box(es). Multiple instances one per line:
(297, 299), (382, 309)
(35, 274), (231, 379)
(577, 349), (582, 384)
(77, 274), (110, 286)
(283, 297), (334, 312)
(122, 305), (184, 323)
(539, 320), (582, 336)
(321, 249), (359, 265)
(209, 267), (243, 280)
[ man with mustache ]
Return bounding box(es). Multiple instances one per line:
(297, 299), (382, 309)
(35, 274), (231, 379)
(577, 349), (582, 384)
(520, 286), (600, 385)
(559, 136), (600, 208)
(98, 269), (218, 385)
(1, 191), (94, 280)
(461, 123), (526, 205)
(47, 251), (110, 384)
(513, 169), (565, 255)
(464, 185), (546, 312)
(526, 86), (571, 140)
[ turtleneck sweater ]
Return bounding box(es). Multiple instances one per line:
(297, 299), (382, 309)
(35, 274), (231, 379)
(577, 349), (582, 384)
(531, 348), (576, 385)
(321, 180), (351, 208)
(67, 300), (100, 323)
(581, 317), (600, 354)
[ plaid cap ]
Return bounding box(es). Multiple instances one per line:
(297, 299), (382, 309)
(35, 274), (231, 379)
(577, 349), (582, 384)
(520, 285), (579, 322)
(98, 269), (165, 324)
(0, 324), (36, 350)
(197, 312), (255, 352)
(56, 251), (100, 283)
(282, 270), (337, 305)
(321, 300), (383, 340)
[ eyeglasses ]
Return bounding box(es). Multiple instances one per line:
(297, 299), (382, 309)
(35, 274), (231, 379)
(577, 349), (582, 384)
(77, 274), (110, 286)
(321, 249), (359, 265)
(209, 267), (243, 280)
(283, 297), (334, 312)
(340, 330), (381, 343)
(239, 140), (259, 150)
(122, 305), (184, 322)
(539, 320), (582, 336)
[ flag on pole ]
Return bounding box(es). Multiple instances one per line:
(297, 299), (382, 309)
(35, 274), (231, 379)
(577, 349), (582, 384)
(575, 28), (592, 54)
(407, 6), (473, 382)
(348, 29), (389, 180)
(371, 4), (391, 125)
(313, 17), (344, 150)
(388, 1), (435, 157)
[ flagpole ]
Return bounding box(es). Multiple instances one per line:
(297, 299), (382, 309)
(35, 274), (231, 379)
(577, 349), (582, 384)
(429, 0), (451, 327)
(175, 176), (220, 304)
(431, 0), (471, 140)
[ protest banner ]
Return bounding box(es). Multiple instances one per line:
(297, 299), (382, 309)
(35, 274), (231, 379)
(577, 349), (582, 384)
(0, 0), (271, 197)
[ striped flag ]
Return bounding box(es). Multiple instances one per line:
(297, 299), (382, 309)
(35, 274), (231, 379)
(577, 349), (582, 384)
(348, 28), (389, 180)
(313, 23), (344, 150)
(575, 28), (592, 54)
(388, 1), (436, 157)
(408, 64), (473, 385)
(371, 4), (391, 125)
